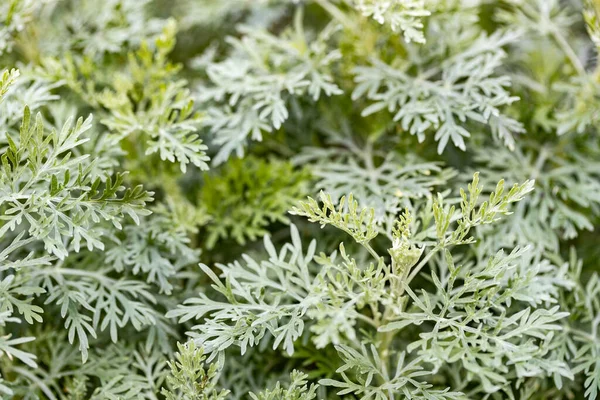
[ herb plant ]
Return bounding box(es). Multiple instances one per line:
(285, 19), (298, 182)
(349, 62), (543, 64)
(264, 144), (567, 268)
(1, 0), (600, 399)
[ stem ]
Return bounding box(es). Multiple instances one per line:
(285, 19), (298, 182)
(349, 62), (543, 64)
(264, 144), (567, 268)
(314, 0), (357, 31)
(551, 27), (586, 76)
(531, 146), (549, 181)
(405, 245), (441, 287)
(362, 140), (387, 204)
(363, 242), (382, 261)
(11, 367), (57, 400)
(374, 245), (441, 378)
(355, 312), (379, 328)
(294, 4), (306, 49)
(36, 267), (112, 286)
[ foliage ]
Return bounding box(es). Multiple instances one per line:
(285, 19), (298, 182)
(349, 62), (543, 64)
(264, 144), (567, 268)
(162, 341), (229, 400)
(0, 0), (599, 398)
(350, 0), (430, 43)
(196, 9), (343, 164)
(198, 156), (309, 248)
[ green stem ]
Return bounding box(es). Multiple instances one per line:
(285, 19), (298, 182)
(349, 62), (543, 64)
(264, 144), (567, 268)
(363, 242), (382, 262)
(11, 367), (57, 400)
(551, 27), (586, 76)
(405, 245), (441, 287)
(314, 0), (357, 31)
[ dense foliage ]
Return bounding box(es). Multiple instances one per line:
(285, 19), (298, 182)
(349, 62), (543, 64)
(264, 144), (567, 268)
(1, 0), (600, 399)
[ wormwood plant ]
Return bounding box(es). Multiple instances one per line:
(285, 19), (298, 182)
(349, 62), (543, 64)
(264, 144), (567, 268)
(1, 0), (600, 399)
